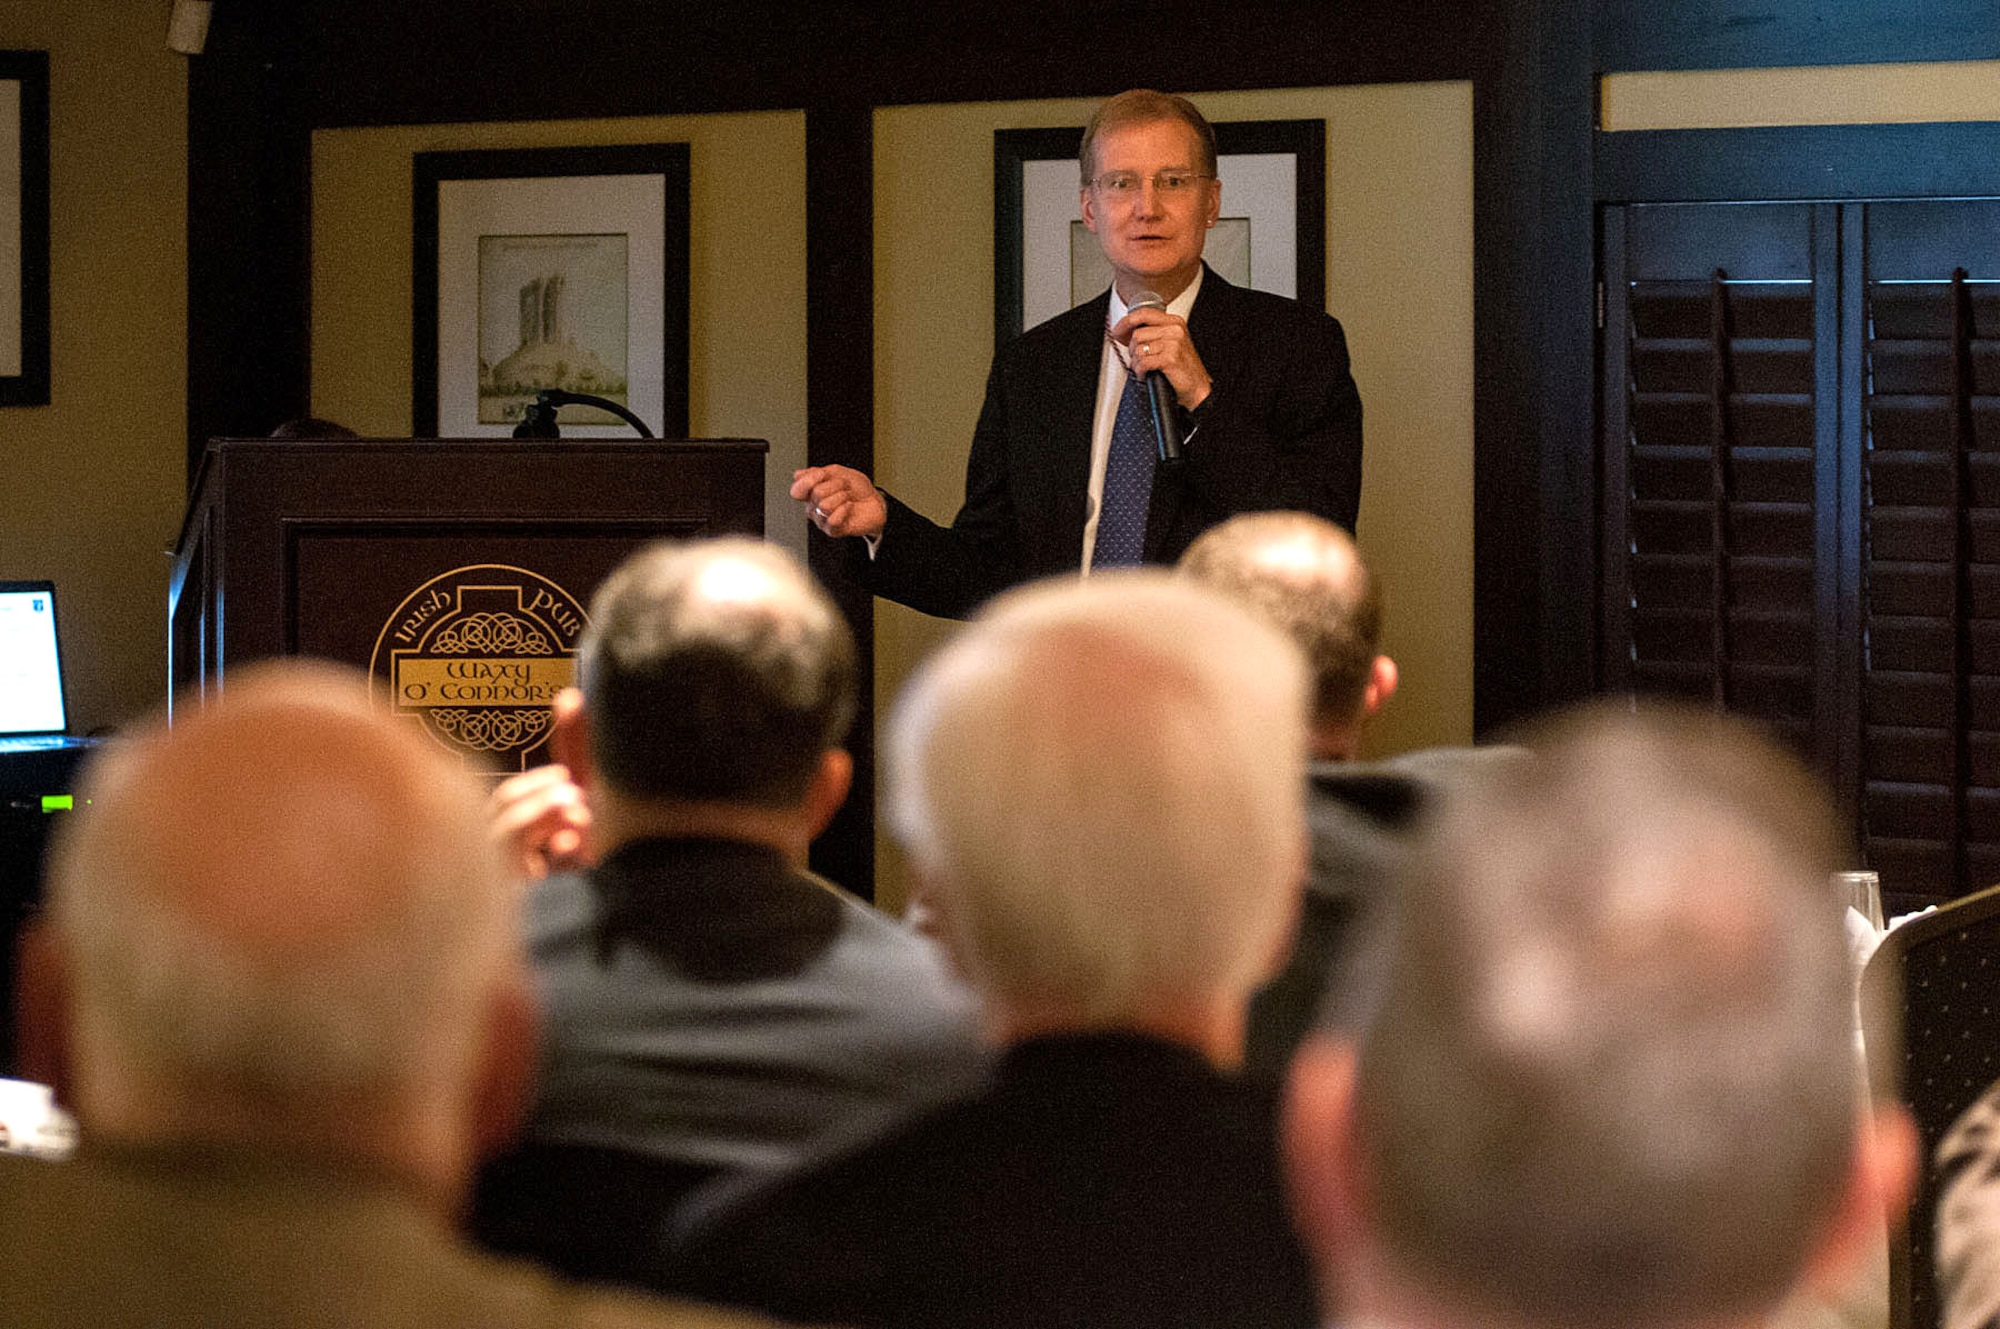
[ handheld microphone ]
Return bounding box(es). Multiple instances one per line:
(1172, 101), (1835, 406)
(1127, 290), (1184, 464)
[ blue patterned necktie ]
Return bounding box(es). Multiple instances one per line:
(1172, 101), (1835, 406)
(1096, 370), (1156, 568)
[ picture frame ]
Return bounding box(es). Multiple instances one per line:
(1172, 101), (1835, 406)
(993, 119), (1326, 345)
(0, 51), (50, 407)
(413, 143), (690, 438)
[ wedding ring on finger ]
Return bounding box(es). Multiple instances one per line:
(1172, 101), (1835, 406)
(1140, 342), (1151, 356)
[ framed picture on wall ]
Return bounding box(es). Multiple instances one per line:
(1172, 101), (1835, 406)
(413, 143), (690, 438)
(993, 119), (1325, 345)
(0, 51), (50, 407)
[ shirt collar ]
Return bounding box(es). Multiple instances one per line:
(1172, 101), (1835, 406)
(1107, 265), (1205, 326)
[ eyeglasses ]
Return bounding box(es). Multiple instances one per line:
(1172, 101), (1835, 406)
(1087, 170), (1213, 199)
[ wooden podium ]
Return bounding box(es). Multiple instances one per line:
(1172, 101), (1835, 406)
(168, 437), (768, 774)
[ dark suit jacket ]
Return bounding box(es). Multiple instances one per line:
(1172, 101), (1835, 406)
(856, 268), (1364, 619)
(674, 1032), (1322, 1329)
(1243, 746), (1531, 1090)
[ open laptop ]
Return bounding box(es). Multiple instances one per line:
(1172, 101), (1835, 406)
(0, 582), (98, 1078)
(0, 582), (96, 758)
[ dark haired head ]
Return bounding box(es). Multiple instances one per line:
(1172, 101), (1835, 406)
(579, 538), (857, 807)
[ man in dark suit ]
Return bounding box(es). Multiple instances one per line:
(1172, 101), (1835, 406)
(677, 571), (1321, 1329)
(794, 89), (1364, 620)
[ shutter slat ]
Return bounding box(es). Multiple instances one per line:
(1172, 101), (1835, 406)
(1611, 252), (1819, 740)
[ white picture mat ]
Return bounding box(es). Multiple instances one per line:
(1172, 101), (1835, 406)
(0, 80), (21, 380)
(1019, 150), (1300, 333)
(436, 172), (665, 437)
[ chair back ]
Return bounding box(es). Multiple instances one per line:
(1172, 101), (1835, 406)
(1859, 882), (2000, 1329)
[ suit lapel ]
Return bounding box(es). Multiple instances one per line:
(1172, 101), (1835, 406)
(1043, 295), (1109, 558)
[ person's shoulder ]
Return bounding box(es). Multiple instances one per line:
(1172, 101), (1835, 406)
(1322, 744), (1529, 790)
(811, 872), (950, 968)
(1002, 291), (1112, 360)
(546, 1282), (774, 1329)
(707, 1085), (978, 1234)
(454, 1236), (778, 1329)
(1369, 743), (1532, 790)
(1201, 270), (1342, 333)
(0, 1147), (65, 1220)
(522, 868), (597, 951)
(809, 876), (985, 1029)
(1311, 746), (1529, 830)
(671, 1097), (972, 1317)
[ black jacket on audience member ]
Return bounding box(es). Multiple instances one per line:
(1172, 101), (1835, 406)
(674, 1031), (1321, 1329)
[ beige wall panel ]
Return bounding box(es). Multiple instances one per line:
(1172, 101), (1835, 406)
(0, 6), (187, 732)
(871, 83), (1474, 914)
(1604, 60), (2000, 131)
(311, 111), (810, 561)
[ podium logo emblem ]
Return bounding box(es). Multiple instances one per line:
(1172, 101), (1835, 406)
(371, 565), (589, 770)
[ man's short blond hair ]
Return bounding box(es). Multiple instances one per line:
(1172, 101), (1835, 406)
(886, 571), (1308, 1023)
(1080, 89), (1219, 182)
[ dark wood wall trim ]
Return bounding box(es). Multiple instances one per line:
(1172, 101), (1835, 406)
(1472, 0), (1599, 734)
(1598, 0), (2000, 73)
(1598, 123), (2000, 203)
(295, 2), (1490, 132)
(186, 6), (314, 480)
(804, 102), (877, 897)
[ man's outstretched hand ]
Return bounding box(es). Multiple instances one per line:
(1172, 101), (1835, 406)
(793, 465), (888, 540)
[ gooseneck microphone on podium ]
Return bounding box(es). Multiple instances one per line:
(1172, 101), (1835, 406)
(512, 389), (655, 439)
(1127, 290), (1184, 464)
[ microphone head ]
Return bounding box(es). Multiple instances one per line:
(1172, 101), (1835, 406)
(1128, 289), (1168, 314)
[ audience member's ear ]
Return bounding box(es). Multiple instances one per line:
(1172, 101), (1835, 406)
(1283, 1035), (1369, 1274)
(1363, 656), (1398, 718)
(1799, 1103), (1920, 1296)
(548, 688), (591, 786)
(13, 917), (73, 1104)
(470, 970), (541, 1167)
(804, 748), (854, 840)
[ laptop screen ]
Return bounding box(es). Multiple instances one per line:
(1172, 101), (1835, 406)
(0, 583), (69, 738)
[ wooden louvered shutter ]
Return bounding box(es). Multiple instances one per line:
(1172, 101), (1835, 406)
(1601, 204), (1833, 758)
(1859, 202), (2000, 905)
(1599, 199), (2000, 912)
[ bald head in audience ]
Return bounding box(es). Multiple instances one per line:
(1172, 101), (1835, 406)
(26, 661), (533, 1211)
(888, 570), (1308, 1059)
(1285, 704), (1916, 1329)
(6, 663), (780, 1327)
(1179, 511), (1393, 761)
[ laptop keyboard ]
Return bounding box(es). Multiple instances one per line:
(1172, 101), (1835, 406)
(0, 737), (75, 753)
